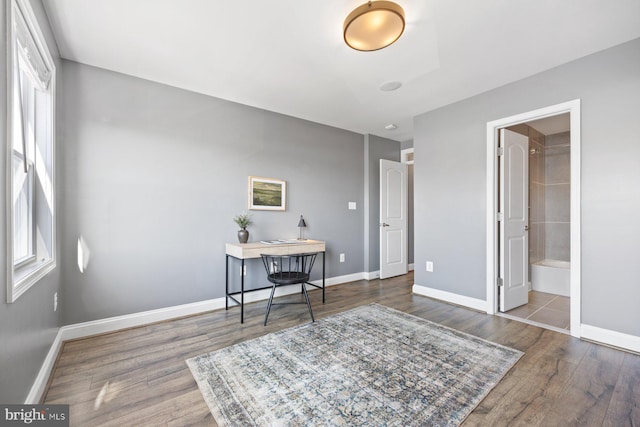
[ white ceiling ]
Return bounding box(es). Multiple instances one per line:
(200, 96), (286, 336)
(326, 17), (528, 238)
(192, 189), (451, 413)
(43, 0), (640, 142)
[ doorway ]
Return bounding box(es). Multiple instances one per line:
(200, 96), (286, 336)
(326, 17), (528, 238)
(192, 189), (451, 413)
(500, 120), (571, 332)
(486, 100), (581, 338)
(379, 159), (408, 279)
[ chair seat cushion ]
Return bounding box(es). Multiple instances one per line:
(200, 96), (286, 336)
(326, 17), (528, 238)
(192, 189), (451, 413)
(268, 272), (310, 285)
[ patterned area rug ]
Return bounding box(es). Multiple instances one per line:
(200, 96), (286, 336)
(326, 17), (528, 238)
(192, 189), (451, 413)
(186, 304), (522, 426)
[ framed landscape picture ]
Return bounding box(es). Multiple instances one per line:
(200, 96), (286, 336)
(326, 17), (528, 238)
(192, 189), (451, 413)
(248, 176), (286, 211)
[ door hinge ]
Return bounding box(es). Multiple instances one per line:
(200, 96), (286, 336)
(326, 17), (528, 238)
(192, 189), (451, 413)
(497, 147), (504, 156)
(497, 277), (504, 287)
(497, 212), (504, 221)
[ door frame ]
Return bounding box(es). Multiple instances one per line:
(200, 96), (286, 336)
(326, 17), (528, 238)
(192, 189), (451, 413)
(401, 148), (414, 271)
(485, 99), (582, 338)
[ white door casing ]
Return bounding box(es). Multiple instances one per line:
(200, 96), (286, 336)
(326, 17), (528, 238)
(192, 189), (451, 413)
(499, 129), (529, 312)
(380, 159), (408, 279)
(486, 99), (581, 337)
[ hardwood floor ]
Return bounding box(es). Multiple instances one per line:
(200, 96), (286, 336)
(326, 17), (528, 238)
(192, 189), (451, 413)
(43, 273), (640, 426)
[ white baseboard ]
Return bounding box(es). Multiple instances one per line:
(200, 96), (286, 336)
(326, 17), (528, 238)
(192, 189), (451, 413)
(364, 271), (380, 280)
(313, 272), (364, 287)
(25, 331), (64, 404)
(412, 284), (489, 313)
(58, 298), (228, 341)
(581, 324), (640, 354)
(365, 267), (413, 279)
(411, 285), (640, 353)
(26, 272), (365, 403)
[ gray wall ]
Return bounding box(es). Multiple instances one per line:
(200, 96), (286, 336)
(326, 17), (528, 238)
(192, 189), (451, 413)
(0, 0), (62, 404)
(366, 135), (401, 273)
(60, 61), (365, 325)
(414, 38), (640, 337)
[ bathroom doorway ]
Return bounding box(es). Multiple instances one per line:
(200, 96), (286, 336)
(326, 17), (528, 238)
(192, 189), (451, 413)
(502, 116), (571, 332)
(485, 100), (581, 338)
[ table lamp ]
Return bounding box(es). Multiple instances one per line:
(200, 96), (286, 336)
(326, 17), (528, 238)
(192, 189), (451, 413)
(297, 215), (307, 240)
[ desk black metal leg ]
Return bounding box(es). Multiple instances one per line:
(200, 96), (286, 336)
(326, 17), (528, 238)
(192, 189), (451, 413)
(241, 259), (245, 323)
(225, 255), (229, 310)
(322, 251), (326, 304)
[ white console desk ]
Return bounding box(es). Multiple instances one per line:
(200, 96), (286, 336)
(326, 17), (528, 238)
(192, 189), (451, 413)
(225, 240), (326, 323)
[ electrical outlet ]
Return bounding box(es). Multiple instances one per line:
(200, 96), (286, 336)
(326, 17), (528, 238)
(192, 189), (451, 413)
(426, 261), (433, 272)
(340, 253), (345, 262)
(348, 202), (357, 210)
(54, 292), (58, 312)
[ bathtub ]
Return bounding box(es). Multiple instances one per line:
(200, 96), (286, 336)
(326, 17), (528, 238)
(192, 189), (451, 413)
(531, 259), (570, 297)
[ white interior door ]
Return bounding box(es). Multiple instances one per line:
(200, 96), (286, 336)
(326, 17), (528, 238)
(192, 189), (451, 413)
(380, 159), (408, 279)
(499, 129), (529, 312)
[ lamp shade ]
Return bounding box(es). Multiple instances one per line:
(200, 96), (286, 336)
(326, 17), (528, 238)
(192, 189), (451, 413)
(343, 1), (405, 51)
(298, 215), (307, 228)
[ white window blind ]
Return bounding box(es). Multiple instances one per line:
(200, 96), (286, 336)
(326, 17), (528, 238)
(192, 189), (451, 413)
(13, 5), (51, 90)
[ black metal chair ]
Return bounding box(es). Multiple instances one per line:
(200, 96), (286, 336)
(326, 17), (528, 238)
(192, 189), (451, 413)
(260, 252), (318, 326)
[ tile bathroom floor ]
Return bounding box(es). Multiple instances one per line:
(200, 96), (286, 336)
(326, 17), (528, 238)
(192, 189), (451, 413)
(505, 290), (570, 330)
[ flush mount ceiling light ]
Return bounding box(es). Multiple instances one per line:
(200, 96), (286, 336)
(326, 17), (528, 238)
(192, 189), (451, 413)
(343, 1), (405, 52)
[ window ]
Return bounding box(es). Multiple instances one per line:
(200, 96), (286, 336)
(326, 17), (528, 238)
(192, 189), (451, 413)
(7, 0), (56, 302)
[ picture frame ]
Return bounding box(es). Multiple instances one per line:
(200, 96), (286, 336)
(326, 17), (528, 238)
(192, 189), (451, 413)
(248, 176), (286, 211)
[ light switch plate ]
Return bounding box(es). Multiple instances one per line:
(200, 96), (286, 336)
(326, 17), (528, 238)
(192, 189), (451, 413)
(348, 202), (356, 210)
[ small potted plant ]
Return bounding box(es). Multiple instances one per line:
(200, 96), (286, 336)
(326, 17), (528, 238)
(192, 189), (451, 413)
(233, 212), (253, 243)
